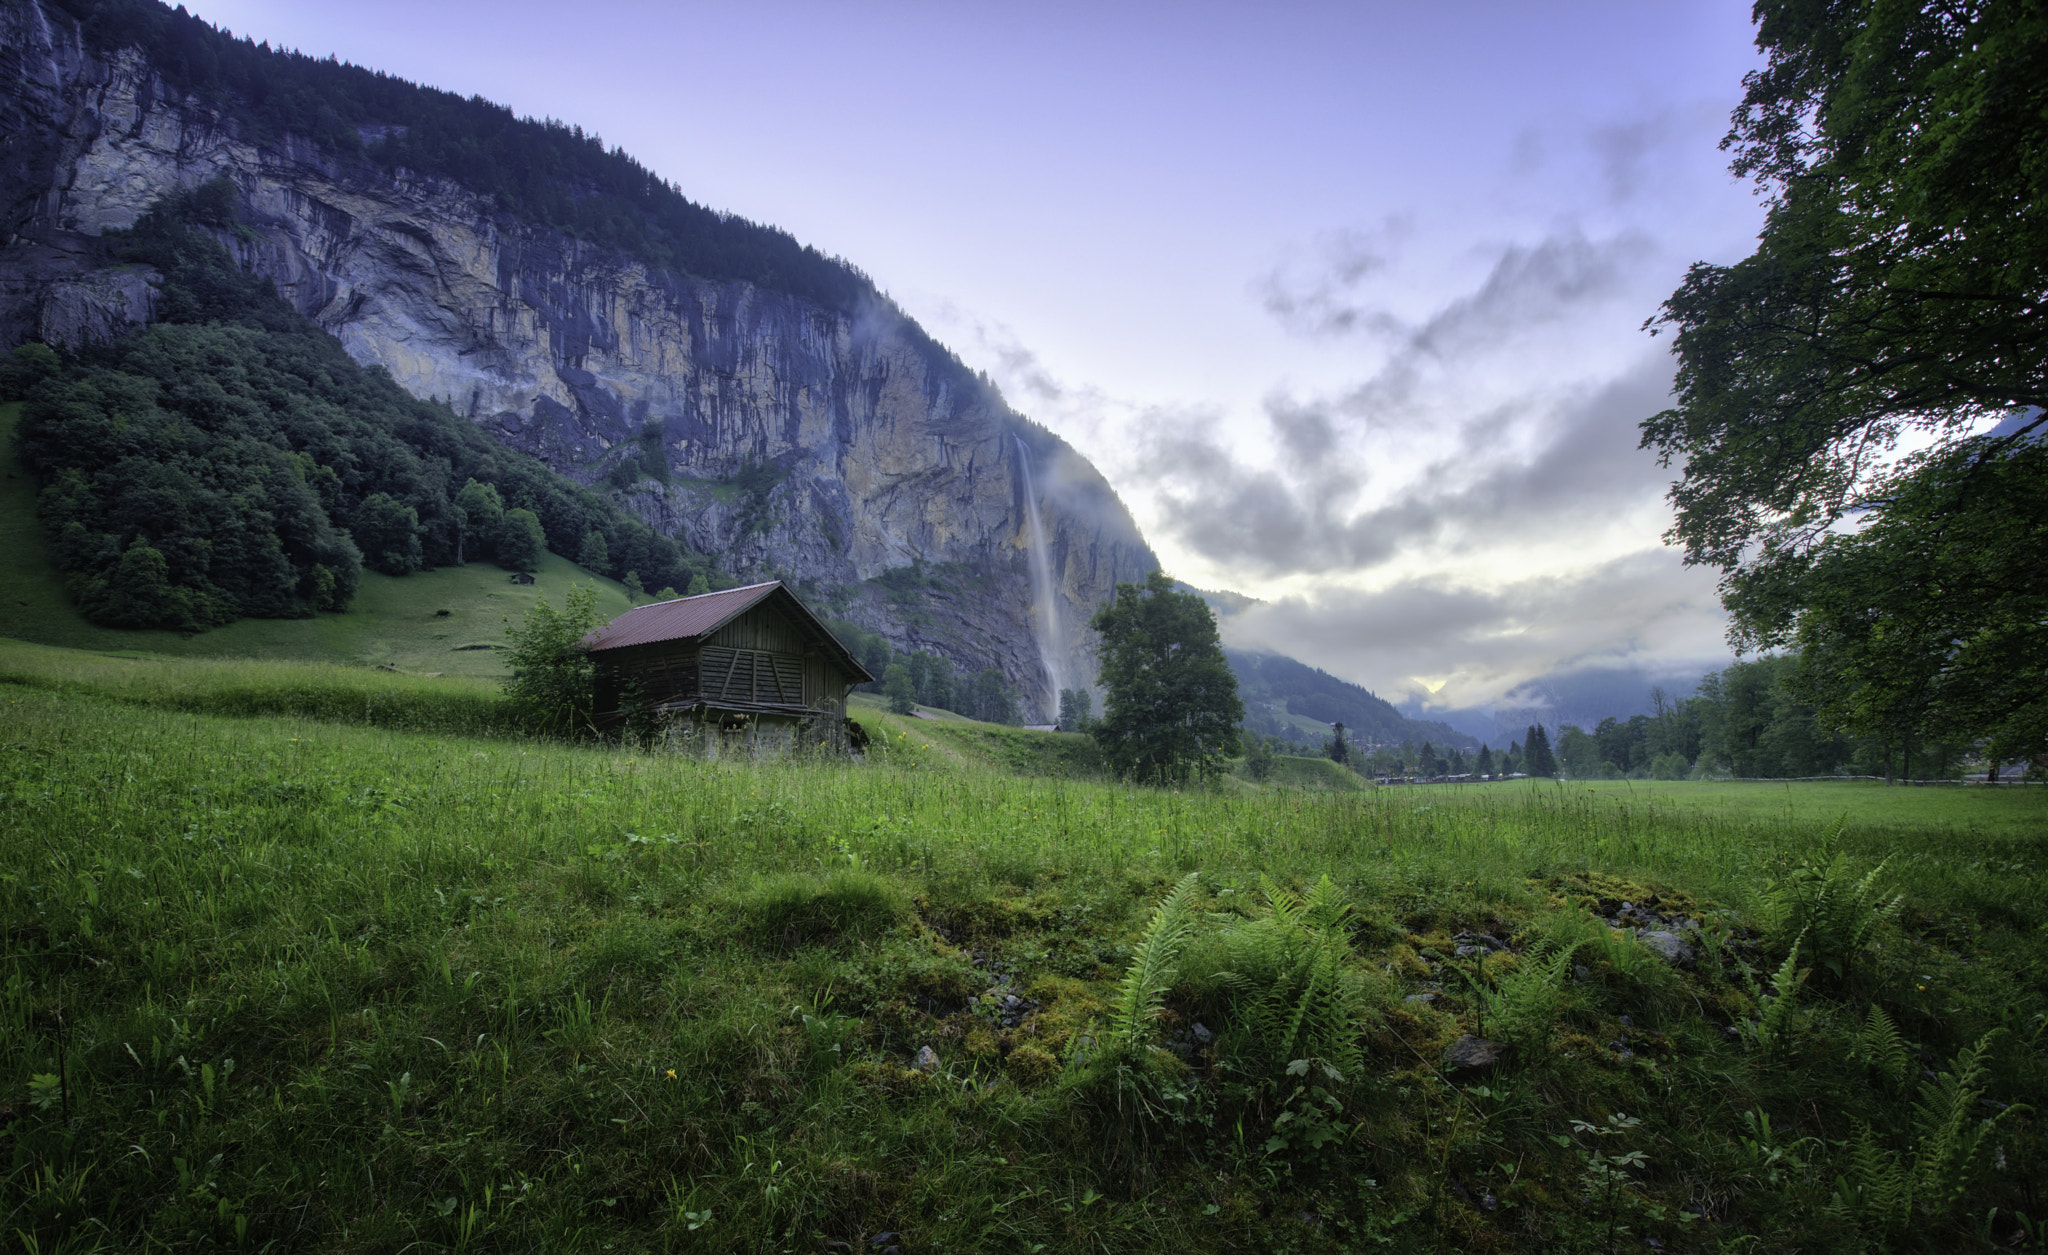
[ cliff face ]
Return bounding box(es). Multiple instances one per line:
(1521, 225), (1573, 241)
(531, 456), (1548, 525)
(0, 0), (1156, 717)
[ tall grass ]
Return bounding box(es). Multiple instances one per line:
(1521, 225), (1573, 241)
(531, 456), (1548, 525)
(0, 637), (509, 735)
(2, 651), (2043, 1253)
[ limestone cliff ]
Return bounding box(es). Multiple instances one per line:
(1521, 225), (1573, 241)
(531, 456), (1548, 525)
(0, 0), (1157, 717)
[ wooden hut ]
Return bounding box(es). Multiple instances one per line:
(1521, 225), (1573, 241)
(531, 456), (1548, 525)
(583, 581), (874, 754)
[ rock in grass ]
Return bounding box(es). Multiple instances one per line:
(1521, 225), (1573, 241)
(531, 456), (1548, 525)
(1638, 930), (1696, 964)
(912, 1046), (940, 1072)
(1442, 1035), (1511, 1073)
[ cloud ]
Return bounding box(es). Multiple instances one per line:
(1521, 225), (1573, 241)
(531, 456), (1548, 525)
(1220, 546), (1729, 710)
(1260, 227), (1650, 364)
(1147, 348), (1678, 575)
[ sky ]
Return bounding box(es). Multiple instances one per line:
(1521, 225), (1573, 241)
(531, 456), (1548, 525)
(194, 0), (1771, 714)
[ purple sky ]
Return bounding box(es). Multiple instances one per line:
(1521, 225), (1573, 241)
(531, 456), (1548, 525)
(194, 0), (1769, 709)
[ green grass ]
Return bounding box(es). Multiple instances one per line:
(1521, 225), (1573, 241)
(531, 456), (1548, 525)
(0, 401), (635, 676)
(3, 648), (2043, 1253)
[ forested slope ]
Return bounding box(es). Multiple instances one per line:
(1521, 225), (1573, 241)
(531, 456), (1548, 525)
(4, 183), (720, 631)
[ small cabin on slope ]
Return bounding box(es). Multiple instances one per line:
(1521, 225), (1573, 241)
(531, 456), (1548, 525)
(582, 581), (874, 754)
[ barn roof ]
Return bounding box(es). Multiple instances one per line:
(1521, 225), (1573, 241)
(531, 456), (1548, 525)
(582, 581), (874, 682)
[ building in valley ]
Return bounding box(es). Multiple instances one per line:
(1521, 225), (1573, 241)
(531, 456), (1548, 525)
(583, 581), (873, 754)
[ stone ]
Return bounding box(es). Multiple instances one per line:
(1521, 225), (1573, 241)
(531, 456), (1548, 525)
(1442, 1035), (1511, 1073)
(912, 1046), (939, 1072)
(1638, 930), (1696, 964)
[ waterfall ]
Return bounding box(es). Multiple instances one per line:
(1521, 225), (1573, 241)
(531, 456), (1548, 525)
(1014, 436), (1069, 713)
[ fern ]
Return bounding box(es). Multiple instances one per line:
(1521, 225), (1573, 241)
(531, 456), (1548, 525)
(1107, 872), (1202, 1057)
(1765, 817), (1902, 990)
(1829, 1122), (1912, 1237)
(1481, 940), (1581, 1050)
(1215, 876), (1370, 1080)
(1744, 930), (1806, 1056)
(1911, 1030), (2023, 1220)
(1853, 1004), (1912, 1089)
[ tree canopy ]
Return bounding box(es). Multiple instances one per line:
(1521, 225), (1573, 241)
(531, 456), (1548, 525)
(1089, 570), (1244, 783)
(1643, 0), (2047, 761)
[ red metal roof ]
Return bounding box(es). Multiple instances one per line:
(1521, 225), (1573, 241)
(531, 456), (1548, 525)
(582, 581), (874, 682)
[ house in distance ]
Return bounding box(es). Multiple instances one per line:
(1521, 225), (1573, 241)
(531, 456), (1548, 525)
(582, 581), (875, 754)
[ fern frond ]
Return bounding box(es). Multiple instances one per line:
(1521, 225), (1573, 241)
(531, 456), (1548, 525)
(1302, 874), (1352, 932)
(1910, 1029), (2018, 1220)
(1749, 931), (1805, 1055)
(1830, 1122), (1911, 1236)
(1108, 872), (1201, 1056)
(1854, 1004), (1911, 1088)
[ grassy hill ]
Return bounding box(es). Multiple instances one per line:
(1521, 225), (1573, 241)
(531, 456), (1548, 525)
(1, 401), (634, 676)
(4, 644), (2041, 1253)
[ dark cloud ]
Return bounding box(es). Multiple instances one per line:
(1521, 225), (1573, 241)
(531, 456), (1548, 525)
(1257, 222), (1408, 337)
(1261, 228), (1650, 363)
(1147, 350), (1677, 574)
(1590, 113), (1681, 203)
(1220, 547), (1729, 709)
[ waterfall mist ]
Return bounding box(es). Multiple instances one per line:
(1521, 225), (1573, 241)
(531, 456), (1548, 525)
(1015, 436), (1069, 715)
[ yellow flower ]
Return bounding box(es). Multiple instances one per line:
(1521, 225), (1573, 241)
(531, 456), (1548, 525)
(665, 1069), (677, 1080)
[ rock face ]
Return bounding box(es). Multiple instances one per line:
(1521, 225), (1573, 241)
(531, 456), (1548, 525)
(0, 0), (1156, 717)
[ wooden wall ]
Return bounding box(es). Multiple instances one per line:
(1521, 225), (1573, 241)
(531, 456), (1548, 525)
(595, 599), (855, 721)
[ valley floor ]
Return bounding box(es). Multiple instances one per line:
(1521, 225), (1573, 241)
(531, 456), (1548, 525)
(1, 643), (2043, 1253)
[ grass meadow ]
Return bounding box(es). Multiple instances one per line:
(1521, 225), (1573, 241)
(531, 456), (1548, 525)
(1, 645), (2043, 1253)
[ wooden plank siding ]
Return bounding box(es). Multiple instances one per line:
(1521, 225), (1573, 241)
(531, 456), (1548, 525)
(592, 600), (853, 722)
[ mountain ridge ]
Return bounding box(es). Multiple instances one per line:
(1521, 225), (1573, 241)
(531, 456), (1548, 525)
(0, 0), (1162, 719)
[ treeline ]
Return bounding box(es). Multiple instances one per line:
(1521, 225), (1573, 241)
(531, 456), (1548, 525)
(6, 184), (719, 631)
(825, 620), (1022, 725)
(48, 0), (874, 314)
(1531, 654), (1985, 782)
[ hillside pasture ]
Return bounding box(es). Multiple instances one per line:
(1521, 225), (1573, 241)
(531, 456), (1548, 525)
(1, 648), (2043, 1253)
(0, 401), (635, 676)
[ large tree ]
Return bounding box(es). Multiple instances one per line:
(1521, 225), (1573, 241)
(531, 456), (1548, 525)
(1089, 570), (1244, 783)
(1643, 0), (2047, 761)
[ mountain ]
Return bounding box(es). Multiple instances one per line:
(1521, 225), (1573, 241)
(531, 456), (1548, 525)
(0, 0), (1155, 719)
(1228, 648), (1478, 752)
(1399, 664), (1713, 747)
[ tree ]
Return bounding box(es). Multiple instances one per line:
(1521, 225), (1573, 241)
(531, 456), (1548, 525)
(1643, 0), (2048, 760)
(1523, 725), (1558, 778)
(1088, 569), (1244, 783)
(1418, 741), (1442, 778)
(452, 478), (503, 565)
(921, 653), (957, 713)
(352, 492), (422, 575)
(622, 569), (644, 601)
(1245, 734), (1278, 782)
(89, 537), (175, 627)
(1327, 721), (1349, 765)
(1058, 687), (1093, 731)
(1556, 726), (1604, 780)
(577, 529), (611, 574)
(503, 583), (604, 735)
(1475, 744), (1495, 777)
(1776, 440), (2048, 770)
(965, 668), (1018, 725)
(497, 508), (546, 572)
(883, 663), (917, 716)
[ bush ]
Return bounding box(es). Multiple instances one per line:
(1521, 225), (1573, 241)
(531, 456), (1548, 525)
(502, 584), (602, 735)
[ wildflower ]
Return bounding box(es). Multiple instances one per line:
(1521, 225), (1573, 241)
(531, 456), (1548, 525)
(665, 1069), (677, 1080)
